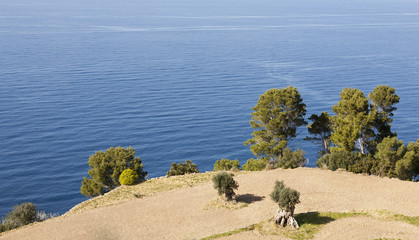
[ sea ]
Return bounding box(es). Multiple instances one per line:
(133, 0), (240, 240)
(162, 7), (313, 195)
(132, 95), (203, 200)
(1, 0), (419, 216)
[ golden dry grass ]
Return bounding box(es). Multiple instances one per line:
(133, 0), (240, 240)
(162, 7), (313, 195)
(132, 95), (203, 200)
(68, 171), (249, 214)
(1, 168), (418, 240)
(68, 172), (215, 213)
(204, 197), (249, 210)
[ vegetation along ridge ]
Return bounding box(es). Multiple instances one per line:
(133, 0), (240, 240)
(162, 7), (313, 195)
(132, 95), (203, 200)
(1, 85), (418, 236)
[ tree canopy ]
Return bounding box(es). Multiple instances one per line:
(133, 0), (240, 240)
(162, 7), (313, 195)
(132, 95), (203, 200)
(241, 85), (416, 181)
(213, 158), (241, 171)
(396, 139), (419, 180)
(329, 86), (400, 155)
(80, 146), (146, 197)
(331, 88), (377, 154)
(212, 172), (239, 201)
(270, 180), (300, 213)
(244, 86), (306, 160)
(368, 85), (399, 142)
(166, 160), (199, 176)
(305, 112), (332, 155)
(368, 85), (400, 114)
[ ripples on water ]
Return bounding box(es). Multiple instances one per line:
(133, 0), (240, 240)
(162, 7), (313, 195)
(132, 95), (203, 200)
(1, 0), (418, 215)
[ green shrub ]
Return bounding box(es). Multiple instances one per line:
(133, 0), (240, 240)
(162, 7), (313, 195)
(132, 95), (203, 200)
(348, 154), (376, 174)
(257, 149), (306, 171)
(166, 160), (199, 176)
(395, 151), (416, 180)
(406, 139), (419, 174)
(1, 203), (39, 232)
(81, 146), (147, 197)
(213, 158), (241, 171)
(279, 148), (306, 169)
(395, 139), (419, 180)
(316, 153), (330, 169)
(374, 137), (405, 178)
(316, 150), (358, 171)
(119, 169), (139, 185)
(371, 138), (419, 180)
(212, 172), (239, 201)
(270, 180), (300, 213)
(80, 178), (103, 198)
(317, 138), (419, 182)
(243, 158), (269, 171)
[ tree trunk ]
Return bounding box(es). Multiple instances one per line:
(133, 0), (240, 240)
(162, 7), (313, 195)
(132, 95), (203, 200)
(274, 209), (299, 229)
(357, 138), (366, 155)
(322, 138), (330, 154)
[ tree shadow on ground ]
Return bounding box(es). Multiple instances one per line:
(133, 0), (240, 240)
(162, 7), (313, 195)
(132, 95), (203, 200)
(295, 212), (335, 226)
(235, 194), (265, 204)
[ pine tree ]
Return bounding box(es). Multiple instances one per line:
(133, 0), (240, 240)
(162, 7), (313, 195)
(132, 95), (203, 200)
(395, 139), (419, 180)
(331, 88), (377, 154)
(305, 112), (332, 155)
(368, 85), (399, 142)
(374, 136), (405, 178)
(244, 86), (306, 160)
(80, 146), (146, 197)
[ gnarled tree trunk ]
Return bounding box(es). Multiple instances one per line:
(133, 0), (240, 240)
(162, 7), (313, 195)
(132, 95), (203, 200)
(274, 208), (299, 229)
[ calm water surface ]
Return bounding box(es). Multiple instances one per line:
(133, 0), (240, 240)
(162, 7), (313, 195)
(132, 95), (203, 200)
(1, 0), (419, 215)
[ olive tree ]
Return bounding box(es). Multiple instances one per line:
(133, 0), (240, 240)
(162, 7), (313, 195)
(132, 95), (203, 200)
(212, 172), (239, 201)
(270, 180), (300, 228)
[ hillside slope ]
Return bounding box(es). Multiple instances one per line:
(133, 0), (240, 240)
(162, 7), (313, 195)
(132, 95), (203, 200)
(1, 168), (418, 240)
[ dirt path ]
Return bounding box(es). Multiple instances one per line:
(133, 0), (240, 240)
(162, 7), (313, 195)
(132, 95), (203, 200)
(1, 168), (418, 240)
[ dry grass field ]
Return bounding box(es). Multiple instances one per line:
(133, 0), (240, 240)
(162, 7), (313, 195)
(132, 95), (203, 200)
(1, 168), (418, 240)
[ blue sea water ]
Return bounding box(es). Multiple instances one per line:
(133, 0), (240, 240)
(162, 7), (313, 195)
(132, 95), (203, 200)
(1, 0), (419, 216)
